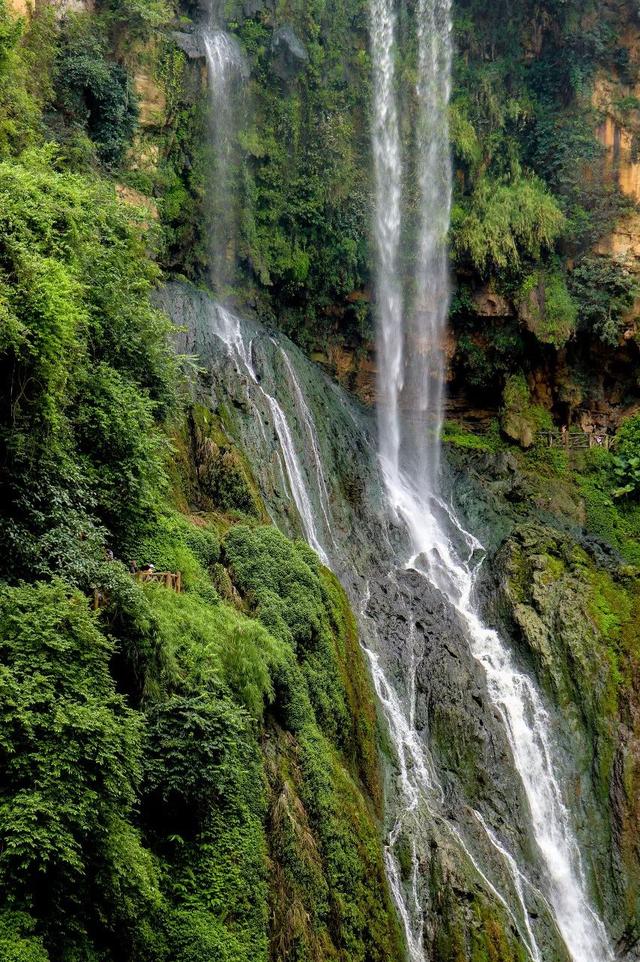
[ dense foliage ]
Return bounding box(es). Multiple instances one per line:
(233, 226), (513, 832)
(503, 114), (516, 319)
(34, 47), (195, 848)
(229, 0), (372, 343)
(55, 18), (138, 167)
(0, 4), (401, 960)
(1, 0), (640, 958)
(0, 146), (175, 575)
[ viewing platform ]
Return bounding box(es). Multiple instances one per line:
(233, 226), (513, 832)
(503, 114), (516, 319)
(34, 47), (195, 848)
(543, 430), (618, 451)
(134, 570), (183, 592)
(93, 571), (182, 610)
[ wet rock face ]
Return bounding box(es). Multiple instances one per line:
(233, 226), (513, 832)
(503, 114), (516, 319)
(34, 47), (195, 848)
(271, 25), (309, 80)
(487, 526), (640, 945)
(162, 283), (639, 961)
(448, 447), (640, 956)
(172, 30), (206, 59)
(363, 565), (570, 961)
(366, 567), (533, 840)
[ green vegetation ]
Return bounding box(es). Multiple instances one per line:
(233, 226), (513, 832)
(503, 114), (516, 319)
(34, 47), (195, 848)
(452, 175), (565, 274)
(0, 145), (175, 574)
(55, 16), (139, 167)
(0, 514), (402, 960)
(104, 0), (173, 37)
(500, 373), (552, 448)
(576, 445), (640, 565)
(442, 420), (502, 453)
(229, 1), (371, 343)
(569, 256), (639, 346)
(0, 4), (401, 959)
(518, 268), (578, 348)
(613, 415), (640, 500)
(447, 0), (640, 408)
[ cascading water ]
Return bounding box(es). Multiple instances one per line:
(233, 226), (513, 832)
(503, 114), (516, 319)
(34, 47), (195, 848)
(165, 1), (618, 957)
(202, 0), (247, 293)
(208, 303), (331, 566)
(370, 0), (404, 490)
(370, 1), (614, 960)
(169, 284), (552, 962)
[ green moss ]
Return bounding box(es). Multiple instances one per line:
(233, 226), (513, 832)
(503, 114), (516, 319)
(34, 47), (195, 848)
(518, 268), (578, 348)
(216, 523), (402, 960)
(442, 420), (503, 452)
(428, 875), (529, 962)
(470, 902), (529, 962)
(500, 374), (552, 448)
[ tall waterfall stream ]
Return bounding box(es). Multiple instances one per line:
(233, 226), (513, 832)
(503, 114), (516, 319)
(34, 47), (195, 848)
(202, 0), (247, 293)
(370, 1), (612, 960)
(167, 3), (617, 959)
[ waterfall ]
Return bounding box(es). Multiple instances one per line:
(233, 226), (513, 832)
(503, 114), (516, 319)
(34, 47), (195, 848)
(203, 1), (247, 293)
(370, 2), (614, 961)
(185, 0), (616, 955)
(169, 279), (557, 962)
(370, 0), (404, 488)
(410, 0), (452, 491)
(207, 304), (330, 566)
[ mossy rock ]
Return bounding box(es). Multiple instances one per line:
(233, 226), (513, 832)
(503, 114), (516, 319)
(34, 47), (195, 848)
(500, 375), (552, 449)
(186, 404), (267, 518)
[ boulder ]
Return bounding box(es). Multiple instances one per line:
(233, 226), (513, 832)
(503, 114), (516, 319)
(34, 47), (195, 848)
(172, 30), (206, 60)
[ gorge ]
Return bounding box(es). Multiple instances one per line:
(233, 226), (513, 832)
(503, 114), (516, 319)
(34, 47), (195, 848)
(1, 1), (640, 962)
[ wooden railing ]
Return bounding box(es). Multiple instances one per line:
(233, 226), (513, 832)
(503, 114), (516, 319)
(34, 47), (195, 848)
(543, 431), (618, 451)
(135, 571), (182, 592)
(93, 571), (182, 610)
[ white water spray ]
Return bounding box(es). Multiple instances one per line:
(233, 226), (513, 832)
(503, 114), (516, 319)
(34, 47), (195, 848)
(370, 0), (404, 482)
(203, 3), (247, 292)
(276, 346), (337, 553)
(208, 304), (330, 566)
(370, 2), (614, 961)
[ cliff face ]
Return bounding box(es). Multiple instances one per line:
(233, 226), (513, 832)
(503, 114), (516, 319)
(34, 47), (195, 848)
(3, 1), (640, 960)
(151, 0), (640, 440)
(10, 0), (640, 430)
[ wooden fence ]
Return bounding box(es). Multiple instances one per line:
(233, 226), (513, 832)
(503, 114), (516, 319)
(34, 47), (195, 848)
(543, 431), (618, 451)
(135, 571), (183, 592)
(93, 571), (182, 610)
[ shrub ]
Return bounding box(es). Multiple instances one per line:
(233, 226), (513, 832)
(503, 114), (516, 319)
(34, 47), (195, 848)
(103, 0), (173, 36)
(452, 174), (565, 273)
(223, 525), (324, 651)
(0, 148), (176, 574)
(0, 912), (49, 962)
(135, 512), (220, 592)
(613, 415), (640, 500)
(518, 268), (578, 347)
(144, 690), (253, 833)
(569, 256), (638, 346)
(199, 443), (261, 517)
(55, 23), (138, 168)
(0, 582), (154, 954)
(0, 1), (46, 155)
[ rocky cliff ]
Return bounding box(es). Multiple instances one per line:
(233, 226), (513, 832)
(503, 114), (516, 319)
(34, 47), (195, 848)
(3, 1), (640, 960)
